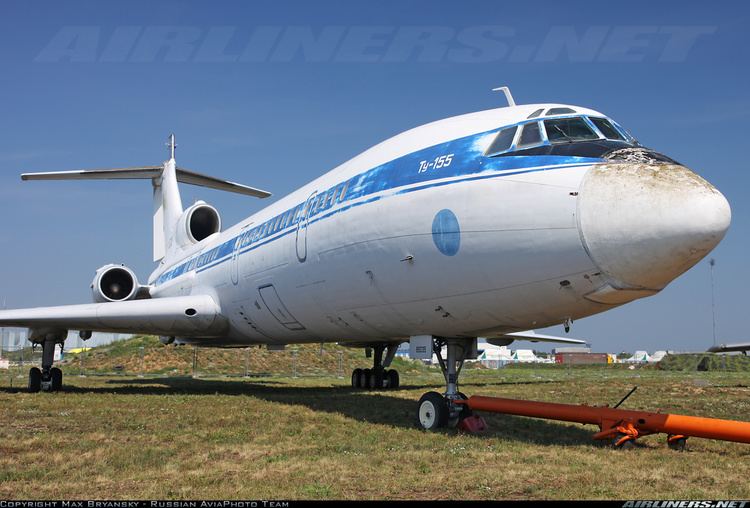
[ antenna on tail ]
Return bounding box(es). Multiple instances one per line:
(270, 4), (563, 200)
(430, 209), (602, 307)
(166, 134), (177, 160)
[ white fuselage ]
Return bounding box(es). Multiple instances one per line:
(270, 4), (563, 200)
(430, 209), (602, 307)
(146, 103), (730, 347)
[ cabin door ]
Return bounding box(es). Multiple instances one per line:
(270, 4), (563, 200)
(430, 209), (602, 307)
(296, 191), (316, 262)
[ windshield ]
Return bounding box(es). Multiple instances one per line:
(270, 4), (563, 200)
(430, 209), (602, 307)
(544, 117), (599, 144)
(589, 117), (625, 141)
(485, 126), (518, 155)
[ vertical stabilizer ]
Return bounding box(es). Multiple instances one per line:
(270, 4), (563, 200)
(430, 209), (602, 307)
(153, 135), (184, 261)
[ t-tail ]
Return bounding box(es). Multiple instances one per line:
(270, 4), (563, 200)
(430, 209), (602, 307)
(21, 134), (271, 262)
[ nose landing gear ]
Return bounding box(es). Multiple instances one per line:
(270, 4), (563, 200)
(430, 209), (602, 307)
(350, 343), (401, 390)
(416, 338), (475, 430)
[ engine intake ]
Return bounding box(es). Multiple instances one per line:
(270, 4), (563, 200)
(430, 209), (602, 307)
(91, 264), (140, 303)
(175, 201), (221, 247)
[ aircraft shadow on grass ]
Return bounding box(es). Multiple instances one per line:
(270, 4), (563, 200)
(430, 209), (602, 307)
(4, 376), (596, 446)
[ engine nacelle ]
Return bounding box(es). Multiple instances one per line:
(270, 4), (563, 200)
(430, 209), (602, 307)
(91, 264), (140, 303)
(175, 201), (221, 248)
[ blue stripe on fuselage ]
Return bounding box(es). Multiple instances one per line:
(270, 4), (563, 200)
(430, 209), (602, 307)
(153, 127), (602, 286)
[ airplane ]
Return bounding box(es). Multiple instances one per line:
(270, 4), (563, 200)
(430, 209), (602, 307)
(707, 343), (750, 355)
(0, 87), (731, 431)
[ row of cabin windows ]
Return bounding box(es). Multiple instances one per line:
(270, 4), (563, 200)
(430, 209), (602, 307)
(485, 116), (630, 156)
(159, 179), (352, 283)
(242, 180), (350, 246)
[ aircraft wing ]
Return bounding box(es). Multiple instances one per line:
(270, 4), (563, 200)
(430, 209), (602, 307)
(0, 295), (227, 337)
(504, 330), (587, 344)
(488, 330), (587, 347)
(707, 342), (750, 353)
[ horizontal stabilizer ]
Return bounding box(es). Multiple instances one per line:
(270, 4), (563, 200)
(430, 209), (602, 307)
(21, 166), (271, 198)
(21, 167), (163, 180)
(0, 295), (226, 337)
(176, 167), (271, 198)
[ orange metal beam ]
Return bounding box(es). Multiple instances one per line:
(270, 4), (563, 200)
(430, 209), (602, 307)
(462, 395), (750, 444)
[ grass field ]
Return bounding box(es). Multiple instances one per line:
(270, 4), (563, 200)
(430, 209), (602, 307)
(2, 356), (749, 500)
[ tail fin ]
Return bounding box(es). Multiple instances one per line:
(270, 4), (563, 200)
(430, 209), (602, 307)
(21, 134), (271, 262)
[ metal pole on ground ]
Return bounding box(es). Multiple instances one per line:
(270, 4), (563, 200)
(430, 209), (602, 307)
(292, 349), (298, 378)
(709, 258), (717, 347)
(244, 347), (250, 378)
(337, 350), (343, 378)
(192, 346), (198, 378)
(138, 346), (145, 377)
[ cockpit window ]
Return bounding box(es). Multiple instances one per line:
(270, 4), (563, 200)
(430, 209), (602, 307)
(485, 126), (518, 155)
(589, 117), (625, 141)
(517, 122), (541, 148)
(527, 108), (543, 119)
(544, 117), (599, 143)
(545, 107), (576, 116)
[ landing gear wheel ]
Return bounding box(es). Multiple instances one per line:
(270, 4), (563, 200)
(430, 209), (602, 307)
(386, 369), (399, 389)
(667, 435), (687, 451)
(359, 369), (370, 389)
(28, 367), (41, 393)
(368, 370), (384, 390)
(417, 391), (448, 430)
(351, 368), (362, 389)
(50, 368), (63, 392)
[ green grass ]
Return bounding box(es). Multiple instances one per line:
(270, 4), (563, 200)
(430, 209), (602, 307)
(659, 353), (750, 372)
(1, 361), (749, 500)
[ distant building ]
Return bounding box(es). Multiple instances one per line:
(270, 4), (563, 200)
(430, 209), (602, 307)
(552, 346), (591, 354)
(512, 349), (540, 363)
(0, 327), (131, 353)
(649, 351), (668, 363)
(626, 351), (652, 363)
(555, 352), (610, 365)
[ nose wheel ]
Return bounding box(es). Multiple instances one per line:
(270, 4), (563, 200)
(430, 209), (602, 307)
(416, 338), (473, 430)
(350, 343), (401, 390)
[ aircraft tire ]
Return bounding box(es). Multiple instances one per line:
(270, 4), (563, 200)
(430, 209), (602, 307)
(359, 369), (370, 389)
(417, 391), (448, 430)
(28, 367), (41, 393)
(386, 369), (399, 389)
(351, 368), (362, 389)
(51, 367), (63, 392)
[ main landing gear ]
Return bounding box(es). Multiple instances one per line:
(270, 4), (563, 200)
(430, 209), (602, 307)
(28, 339), (64, 393)
(351, 343), (400, 390)
(417, 338), (473, 430)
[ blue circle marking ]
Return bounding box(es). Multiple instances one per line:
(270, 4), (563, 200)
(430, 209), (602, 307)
(432, 209), (461, 256)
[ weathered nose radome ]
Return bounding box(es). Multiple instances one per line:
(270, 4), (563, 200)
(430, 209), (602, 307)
(578, 162), (730, 302)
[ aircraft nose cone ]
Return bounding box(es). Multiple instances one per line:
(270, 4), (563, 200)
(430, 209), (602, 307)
(578, 162), (730, 291)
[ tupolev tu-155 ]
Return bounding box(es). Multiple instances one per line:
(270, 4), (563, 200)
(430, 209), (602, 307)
(0, 88), (730, 430)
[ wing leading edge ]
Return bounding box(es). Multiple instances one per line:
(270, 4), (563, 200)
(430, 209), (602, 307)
(0, 295), (227, 337)
(487, 330), (588, 347)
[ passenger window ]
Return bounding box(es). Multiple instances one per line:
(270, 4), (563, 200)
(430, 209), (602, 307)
(338, 182), (349, 202)
(544, 117), (598, 143)
(517, 122), (541, 148)
(485, 126), (518, 155)
(590, 117), (625, 141)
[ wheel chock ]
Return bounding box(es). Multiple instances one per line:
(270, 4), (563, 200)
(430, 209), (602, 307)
(458, 414), (488, 434)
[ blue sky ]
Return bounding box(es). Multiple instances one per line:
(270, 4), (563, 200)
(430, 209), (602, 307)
(0, 0), (748, 353)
